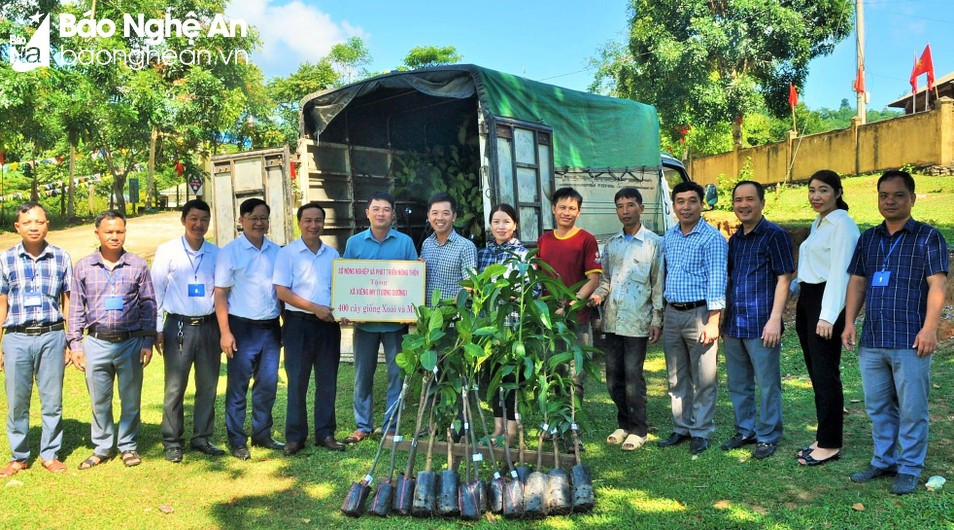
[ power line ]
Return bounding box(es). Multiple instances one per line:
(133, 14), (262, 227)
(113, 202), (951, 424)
(866, 6), (954, 24)
(537, 67), (594, 82)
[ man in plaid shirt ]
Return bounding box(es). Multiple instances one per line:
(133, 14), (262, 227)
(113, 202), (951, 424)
(0, 202), (72, 476)
(69, 210), (156, 470)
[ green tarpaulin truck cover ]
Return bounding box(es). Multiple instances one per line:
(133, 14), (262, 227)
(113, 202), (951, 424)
(300, 64), (661, 171)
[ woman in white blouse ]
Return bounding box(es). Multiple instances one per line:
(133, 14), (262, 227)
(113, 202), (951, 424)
(794, 170), (860, 466)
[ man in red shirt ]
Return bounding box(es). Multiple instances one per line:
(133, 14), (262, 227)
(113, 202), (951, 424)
(538, 187), (602, 400)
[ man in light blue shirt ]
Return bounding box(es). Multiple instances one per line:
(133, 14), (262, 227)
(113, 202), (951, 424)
(214, 198), (283, 459)
(341, 192), (417, 444)
(659, 181), (728, 455)
(421, 192), (477, 307)
(151, 199), (225, 463)
(273, 202), (344, 455)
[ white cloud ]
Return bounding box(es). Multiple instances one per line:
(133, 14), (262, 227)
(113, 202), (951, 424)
(226, 0), (367, 74)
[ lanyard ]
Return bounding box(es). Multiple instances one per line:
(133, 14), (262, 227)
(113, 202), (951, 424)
(182, 237), (204, 281)
(879, 233), (904, 271)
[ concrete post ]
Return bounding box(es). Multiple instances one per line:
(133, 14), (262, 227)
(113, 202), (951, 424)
(937, 97), (953, 166)
(850, 116), (861, 176)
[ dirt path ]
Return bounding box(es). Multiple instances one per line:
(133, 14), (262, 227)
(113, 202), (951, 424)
(0, 211), (185, 262)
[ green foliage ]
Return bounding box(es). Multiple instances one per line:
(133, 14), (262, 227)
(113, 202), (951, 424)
(400, 45), (462, 70)
(714, 157), (754, 211)
(592, 0), (854, 145)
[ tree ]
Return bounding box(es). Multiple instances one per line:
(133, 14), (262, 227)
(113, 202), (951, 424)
(401, 45), (462, 70)
(593, 0), (853, 148)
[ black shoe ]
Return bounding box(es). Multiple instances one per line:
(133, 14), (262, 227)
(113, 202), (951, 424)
(251, 438), (285, 451)
(890, 473), (918, 495)
(752, 442), (777, 460)
(850, 464), (897, 483)
(658, 432), (691, 448)
(319, 436), (346, 452)
(164, 447), (183, 463)
(231, 446), (251, 460)
(283, 441), (305, 456)
(690, 437), (710, 454)
(191, 442), (226, 456)
(720, 433), (756, 451)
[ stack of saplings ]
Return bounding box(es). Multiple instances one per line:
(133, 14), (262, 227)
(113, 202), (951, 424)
(341, 252), (598, 520)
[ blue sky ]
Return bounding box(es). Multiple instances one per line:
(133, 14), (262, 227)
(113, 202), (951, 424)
(227, 0), (953, 112)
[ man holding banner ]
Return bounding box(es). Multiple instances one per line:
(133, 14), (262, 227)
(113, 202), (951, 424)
(341, 192), (417, 445)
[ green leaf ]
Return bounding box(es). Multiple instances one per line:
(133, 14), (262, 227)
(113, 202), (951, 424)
(428, 307), (444, 333)
(463, 343), (483, 361)
(533, 300), (552, 330)
(420, 350), (438, 372)
(473, 326), (497, 336)
(547, 351), (574, 369)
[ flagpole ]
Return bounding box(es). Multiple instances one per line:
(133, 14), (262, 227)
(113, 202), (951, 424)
(856, 0), (866, 124)
(791, 106), (798, 136)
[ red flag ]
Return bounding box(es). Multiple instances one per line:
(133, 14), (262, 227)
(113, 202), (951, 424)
(0, 151), (5, 166)
(910, 44), (935, 92)
(175, 160), (184, 177)
(788, 83), (798, 109)
(289, 160), (297, 180)
(853, 67), (865, 94)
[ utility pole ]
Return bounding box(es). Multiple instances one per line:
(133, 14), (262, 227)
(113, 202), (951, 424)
(856, 0), (867, 124)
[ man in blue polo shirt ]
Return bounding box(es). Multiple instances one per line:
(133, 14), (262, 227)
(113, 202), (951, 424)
(273, 202), (344, 455)
(721, 181), (795, 460)
(842, 170), (948, 495)
(341, 192), (417, 444)
(659, 181), (728, 455)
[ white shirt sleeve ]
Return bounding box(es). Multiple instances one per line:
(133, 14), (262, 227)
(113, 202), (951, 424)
(150, 243), (170, 332)
(818, 215), (861, 323)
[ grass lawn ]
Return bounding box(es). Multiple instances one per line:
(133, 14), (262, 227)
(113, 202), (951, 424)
(703, 173), (954, 243)
(0, 334), (952, 529)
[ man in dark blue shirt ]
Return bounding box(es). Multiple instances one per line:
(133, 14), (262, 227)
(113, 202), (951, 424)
(842, 170), (948, 495)
(722, 181), (795, 460)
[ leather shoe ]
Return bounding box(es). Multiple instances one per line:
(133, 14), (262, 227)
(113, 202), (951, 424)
(720, 433), (756, 451)
(658, 432), (691, 448)
(191, 442), (226, 456)
(251, 438), (285, 451)
(752, 442), (777, 460)
(319, 436), (345, 452)
(283, 440), (305, 456)
(850, 464), (897, 483)
(231, 446), (251, 460)
(164, 447), (183, 463)
(890, 473), (918, 495)
(690, 437), (710, 454)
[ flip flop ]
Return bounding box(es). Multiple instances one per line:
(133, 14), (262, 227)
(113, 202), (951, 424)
(121, 450), (142, 467)
(78, 454), (109, 471)
(606, 429), (628, 445)
(621, 434), (646, 452)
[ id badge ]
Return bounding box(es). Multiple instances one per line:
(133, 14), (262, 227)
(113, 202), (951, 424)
(105, 296), (124, 310)
(188, 283), (205, 297)
(23, 294), (42, 307)
(872, 271), (891, 287)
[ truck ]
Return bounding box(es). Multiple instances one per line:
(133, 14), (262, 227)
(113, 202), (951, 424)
(293, 64), (689, 251)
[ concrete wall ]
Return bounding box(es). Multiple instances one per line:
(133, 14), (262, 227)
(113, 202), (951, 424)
(689, 97), (954, 184)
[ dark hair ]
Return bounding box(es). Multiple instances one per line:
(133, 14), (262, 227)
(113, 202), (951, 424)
(552, 187), (583, 207)
(296, 201), (326, 221)
(180, 199), (210, 219)
(671, 181), (704, 202)
(427, 192), (457, 214)
(809, 169), (849, 211)
(732, 180), (765, 201)
(614, 187), (643, 205)
(366, 191), (395, 209)
(94, 210), (126, 228)
(15, 201), (46, 222)
(239, 197), (270, 217)
(489, 203), (518, 224)
(877, 170), (916, 194)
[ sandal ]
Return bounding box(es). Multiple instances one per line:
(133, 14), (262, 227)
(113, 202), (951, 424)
(343, 430), (370, 444)
(41, 459), (67, 474)
(621, 434), (646, 452)
(798, 451), (840, 466)
(795, 446), (814, 458)
(78, 454), (109, 471)
(121, 450), (142, 467)
(0, 460), (29, 476)
(606, 429), (628, 445)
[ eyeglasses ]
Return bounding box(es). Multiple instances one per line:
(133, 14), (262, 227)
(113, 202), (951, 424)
(245, 216), (270, 223)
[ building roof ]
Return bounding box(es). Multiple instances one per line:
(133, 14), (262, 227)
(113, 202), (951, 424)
(887, 71), (954, 109)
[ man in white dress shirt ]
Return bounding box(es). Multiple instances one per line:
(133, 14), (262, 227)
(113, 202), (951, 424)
(152, 200), (226, 463)
(215, 198), (284, 460)
(273, 202), (344, 455)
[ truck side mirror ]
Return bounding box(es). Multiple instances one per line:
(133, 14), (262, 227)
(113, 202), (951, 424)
(704, 184), (718, 209)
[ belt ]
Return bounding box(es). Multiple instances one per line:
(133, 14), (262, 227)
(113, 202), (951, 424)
(229, 315), (280, 328)
(668, 300), (706, 311)
(88, 328), (154, 344)
(4, 321), (65, 336)
(167, 313), (215, 326)
(283, 310), (321, 323)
